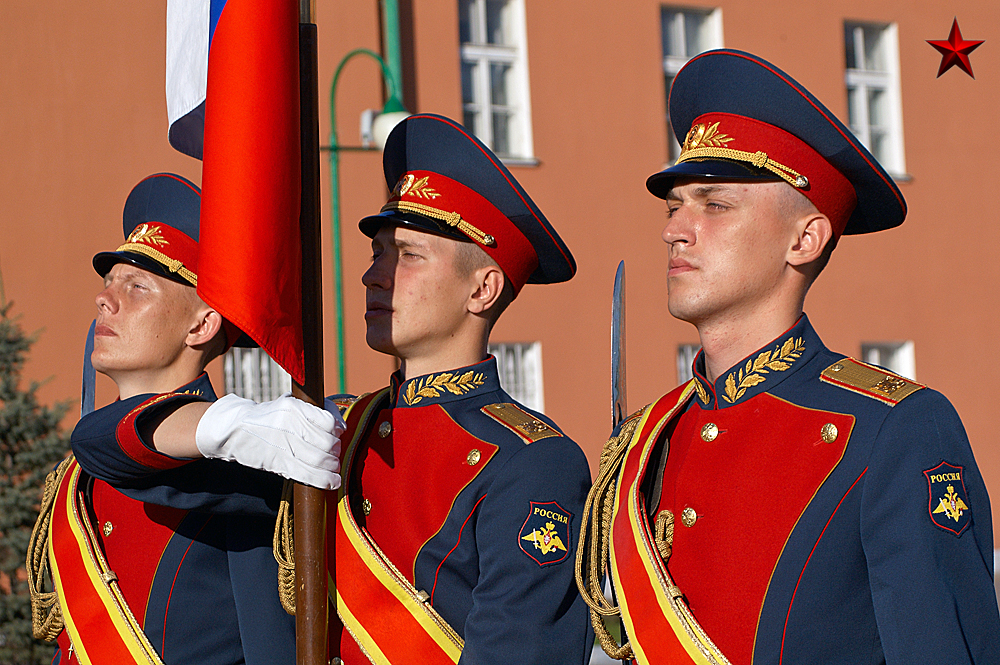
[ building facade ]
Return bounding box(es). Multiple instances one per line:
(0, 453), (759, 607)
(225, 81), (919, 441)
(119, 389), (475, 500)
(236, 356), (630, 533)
(2, 0), (998, 569)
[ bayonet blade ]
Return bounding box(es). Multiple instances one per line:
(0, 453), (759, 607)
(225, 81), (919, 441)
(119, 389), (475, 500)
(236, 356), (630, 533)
(611, 261), (626, 428)
(82, 320), (96, 417)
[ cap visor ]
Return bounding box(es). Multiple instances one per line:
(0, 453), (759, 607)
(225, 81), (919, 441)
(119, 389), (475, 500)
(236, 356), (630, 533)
(359, 210), (470, 242)
(646, 158), (782, 199)
(92, 251), (194, 286)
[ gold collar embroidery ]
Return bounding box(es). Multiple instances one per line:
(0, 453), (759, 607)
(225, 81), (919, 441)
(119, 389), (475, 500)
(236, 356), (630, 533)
(693, 379), (711, 406)
(402, 370), (486, 406)
(722, 336), (805, 404)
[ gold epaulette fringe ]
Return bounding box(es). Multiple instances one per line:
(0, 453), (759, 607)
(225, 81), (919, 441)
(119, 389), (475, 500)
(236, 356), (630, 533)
(27, 456), (73, 641)
(575, 407), (647, 661)
(273, 479), (296, 615)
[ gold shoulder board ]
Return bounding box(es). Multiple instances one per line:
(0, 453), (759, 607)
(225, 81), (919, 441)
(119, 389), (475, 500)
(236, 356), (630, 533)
(820, 357), (925, 406)
(481, 403), (561, 444)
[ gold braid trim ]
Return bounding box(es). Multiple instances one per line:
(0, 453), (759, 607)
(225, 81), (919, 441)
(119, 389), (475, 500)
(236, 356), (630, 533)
(273, 479), (296, 615)
(575, 407), (647, 661)
(654, 509), (674, 561)
(115, 243), (198, 285)
(677, 146), (808, 189)
(381, 201), (496, 247)
(27, 456), (73, 641)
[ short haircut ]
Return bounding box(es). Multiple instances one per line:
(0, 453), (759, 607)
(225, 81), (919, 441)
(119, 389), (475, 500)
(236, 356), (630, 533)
(454, 240), (514, 328)
(778, 184), (837, 282)
(178, 283), (229, 367)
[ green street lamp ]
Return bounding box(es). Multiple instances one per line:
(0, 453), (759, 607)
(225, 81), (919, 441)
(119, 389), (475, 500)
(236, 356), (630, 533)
(326, 48), (409, 393)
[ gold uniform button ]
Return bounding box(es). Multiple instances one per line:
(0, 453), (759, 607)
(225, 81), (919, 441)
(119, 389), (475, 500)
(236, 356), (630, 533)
(467, 449), (482, 466)
(831, 363), (844, 372)
(701, 423), (719, 442)
(362, 499), (372, 516)
(821, 423), (839, 443)
(103, 521), (113, 537)
(378, 421), (392, 438)
(681, 507), (698, 527)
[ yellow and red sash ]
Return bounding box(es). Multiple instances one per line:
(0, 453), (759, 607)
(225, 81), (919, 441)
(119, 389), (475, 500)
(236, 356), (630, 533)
(330, 390), (464, 665)
(48, 457), (164, 665)
(608, 383), (732, 665)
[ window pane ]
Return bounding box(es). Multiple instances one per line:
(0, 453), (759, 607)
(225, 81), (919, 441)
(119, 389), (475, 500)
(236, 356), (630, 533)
(661, 9), (683, 57)
(676, 344), (700, 384)
(490, 62), (510, 106)
(666, 74), (681, 161)
(862, 25), (885, 71)
(492, 111), (510, 155)
(869, 130), (886, 163)
(684, 11), (709, 57)
(867, 87), (885, 127)
(485, 0), (507, 45)
(461, 61), (477, 104)
(844, 24), (857, 69)
(463, 108), (479, 136)
(846, 85), (860, 132)
(459, 0), (475, 44)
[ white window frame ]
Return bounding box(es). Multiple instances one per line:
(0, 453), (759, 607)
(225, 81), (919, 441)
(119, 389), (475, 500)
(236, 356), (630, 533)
(488, 341), (545, 412)
(460, 0), (535, 162)
(676, 343), (701, 384)
(223, 346), (292, 402)
(661, 6), (724, 162)
(861, 341), (915, 380)
(844, 22), (906, 177)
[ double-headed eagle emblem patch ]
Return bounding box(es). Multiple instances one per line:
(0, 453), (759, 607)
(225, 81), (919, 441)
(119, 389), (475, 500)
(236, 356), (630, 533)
(924, 461), (971, 536)
(519, 501), (572, 566)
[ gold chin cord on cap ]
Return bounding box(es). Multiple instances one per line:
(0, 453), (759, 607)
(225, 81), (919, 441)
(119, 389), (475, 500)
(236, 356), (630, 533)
(381, 200), (496, 247)
(115, 243), (198, 286)
(678, 122), (809, 189)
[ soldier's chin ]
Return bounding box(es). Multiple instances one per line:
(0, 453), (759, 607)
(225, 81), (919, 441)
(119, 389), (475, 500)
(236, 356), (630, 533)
(364, 327), (397, 358)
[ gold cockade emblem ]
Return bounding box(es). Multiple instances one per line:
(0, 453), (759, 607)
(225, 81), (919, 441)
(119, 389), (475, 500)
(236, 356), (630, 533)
(682, 121), (735, 153)
(521, 521), (567, 555)
(933, 485), (969, 522)
(126, 223), (169, 246)
(403, 370), (485, 406)
(394, 174), (440, 200)
(723, 336), (806, 404)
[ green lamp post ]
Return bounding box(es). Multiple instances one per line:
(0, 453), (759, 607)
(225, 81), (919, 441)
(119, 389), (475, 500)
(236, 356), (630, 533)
(327, 48), (408, 393)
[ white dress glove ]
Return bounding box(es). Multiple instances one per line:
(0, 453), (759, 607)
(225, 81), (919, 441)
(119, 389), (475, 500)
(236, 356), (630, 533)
(195, 393), (346, 490)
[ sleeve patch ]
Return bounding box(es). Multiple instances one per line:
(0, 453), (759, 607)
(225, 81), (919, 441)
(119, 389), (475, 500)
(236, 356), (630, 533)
(519, 501), (572, 566)
(820, 357), (925, 406)
(481, 403), (561, 444)
(924, 461), (971, 536)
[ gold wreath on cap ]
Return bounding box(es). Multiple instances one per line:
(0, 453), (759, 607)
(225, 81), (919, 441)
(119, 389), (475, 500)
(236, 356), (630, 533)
(678, 121), (809, 189)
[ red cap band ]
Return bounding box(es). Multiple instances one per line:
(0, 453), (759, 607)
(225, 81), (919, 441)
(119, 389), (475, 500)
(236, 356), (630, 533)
(384, 170), (539, 294)
(117, 222), (200, 286)
(682, 112), (857, 237)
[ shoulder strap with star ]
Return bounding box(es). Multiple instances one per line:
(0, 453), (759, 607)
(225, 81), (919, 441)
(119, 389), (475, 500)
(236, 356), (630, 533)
(480, 402), (562, 443)
(820, 357), (925, 406)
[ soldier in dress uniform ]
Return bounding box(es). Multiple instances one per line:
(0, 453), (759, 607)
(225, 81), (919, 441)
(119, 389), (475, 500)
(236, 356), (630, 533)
(30, 173), (342, 665)
(323, 113), (594, 664)
(577, 50), (1000, 664)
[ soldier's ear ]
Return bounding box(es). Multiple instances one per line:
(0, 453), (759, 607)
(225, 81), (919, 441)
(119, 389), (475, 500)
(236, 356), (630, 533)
(787, 213), (833, 268)
(187, 308), (224, 349)
(467, 266), (505, 315)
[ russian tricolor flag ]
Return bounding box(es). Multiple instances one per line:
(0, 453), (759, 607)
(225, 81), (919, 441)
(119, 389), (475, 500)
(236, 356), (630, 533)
(166, 0), (305, 385)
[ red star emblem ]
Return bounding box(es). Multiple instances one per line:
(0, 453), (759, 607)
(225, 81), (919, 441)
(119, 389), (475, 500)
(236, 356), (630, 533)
(927, 18), (984, 79)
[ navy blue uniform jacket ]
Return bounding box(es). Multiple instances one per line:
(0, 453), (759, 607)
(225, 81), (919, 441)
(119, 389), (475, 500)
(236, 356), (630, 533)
(335, 356), (594, 664)
(621, 315), (1000, 664)
(67, 374), (294, 665)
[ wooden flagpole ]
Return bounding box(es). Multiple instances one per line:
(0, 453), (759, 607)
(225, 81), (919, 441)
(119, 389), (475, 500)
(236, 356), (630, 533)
(293, 1), (332, 663)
